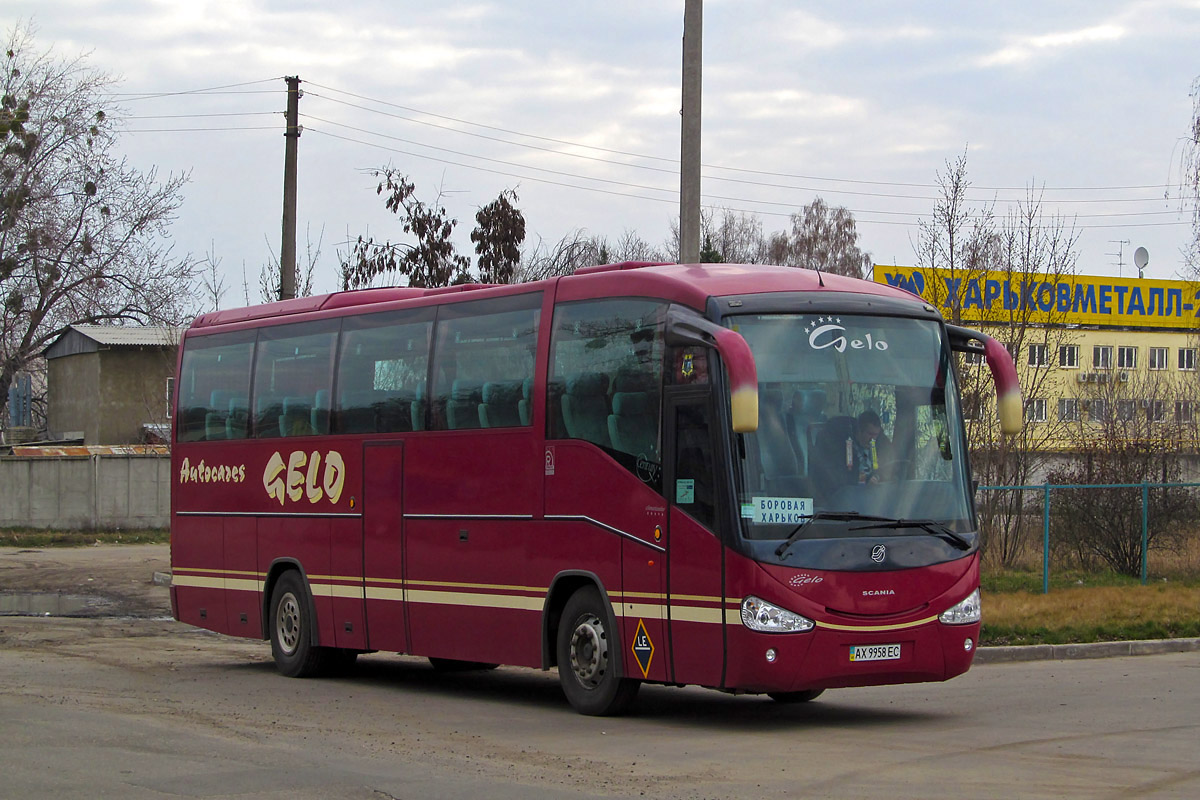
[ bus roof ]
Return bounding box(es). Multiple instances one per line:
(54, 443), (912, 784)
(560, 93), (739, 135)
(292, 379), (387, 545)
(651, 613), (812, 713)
(188, 262), (919, 330)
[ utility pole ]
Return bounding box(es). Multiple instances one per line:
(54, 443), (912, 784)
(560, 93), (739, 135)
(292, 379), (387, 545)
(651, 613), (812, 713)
(280, 76), (302, 301)
(679, 0), (702, 264)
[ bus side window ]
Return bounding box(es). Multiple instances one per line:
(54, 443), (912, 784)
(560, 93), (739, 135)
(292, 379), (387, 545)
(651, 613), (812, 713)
(429, 293), (541, 432)
(251, 319), (339, 439)
(335, 308), (434, 434)
(548, 298), (666, 479)
(176, 330), (256, 443)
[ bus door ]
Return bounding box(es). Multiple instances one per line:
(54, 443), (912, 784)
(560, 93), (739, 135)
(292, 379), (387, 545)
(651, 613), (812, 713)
(665, 389), (727, 688)
(362, 441), (407, 653)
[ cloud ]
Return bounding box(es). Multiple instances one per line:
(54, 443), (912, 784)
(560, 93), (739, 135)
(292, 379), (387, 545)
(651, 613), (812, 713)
(976, 24), (1126, 68)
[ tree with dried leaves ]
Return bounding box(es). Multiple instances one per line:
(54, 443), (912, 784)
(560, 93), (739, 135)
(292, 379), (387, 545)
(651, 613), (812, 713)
(340, 168), (527, 289)
(0, 24), (195, 427)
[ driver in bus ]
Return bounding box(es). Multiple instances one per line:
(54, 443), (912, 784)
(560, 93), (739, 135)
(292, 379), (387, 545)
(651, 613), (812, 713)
(813, 410), (892, 494)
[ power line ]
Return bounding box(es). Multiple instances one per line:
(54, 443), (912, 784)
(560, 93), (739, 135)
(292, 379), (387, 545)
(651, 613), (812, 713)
(305, 81), (1178, 196)
(105, 78), (285, 102)
(124, 112), (280, 120)
(305, 126), (1190, 231)
(303, 114), (1192, 221)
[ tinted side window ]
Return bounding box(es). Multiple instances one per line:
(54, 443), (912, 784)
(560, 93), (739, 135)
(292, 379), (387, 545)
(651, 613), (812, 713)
(335, 308), (434, 434)
(251, 319), (339, 438)
(548, 299), (665, 485)
(430, 293), (542, 431)
(175, 330), (256, 443)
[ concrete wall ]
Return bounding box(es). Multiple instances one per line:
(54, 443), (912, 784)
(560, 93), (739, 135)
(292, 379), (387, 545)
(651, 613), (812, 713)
(0, 455), (170, 530)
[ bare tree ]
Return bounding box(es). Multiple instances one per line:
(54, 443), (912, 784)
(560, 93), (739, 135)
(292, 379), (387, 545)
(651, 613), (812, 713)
(1184, 76), (1200, 280)
(0, 23), (195, 424)
(1047, 367), (1197, 576)
(198, 241), (227, 312)
(667, 208), (767, 264)
(512, 229), (608, 283)
(767, 197), (873, 277)
(260, 224), (323, 302)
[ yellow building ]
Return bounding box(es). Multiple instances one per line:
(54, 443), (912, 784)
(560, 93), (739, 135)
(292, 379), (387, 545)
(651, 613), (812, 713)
(872, 266), (1200, 451)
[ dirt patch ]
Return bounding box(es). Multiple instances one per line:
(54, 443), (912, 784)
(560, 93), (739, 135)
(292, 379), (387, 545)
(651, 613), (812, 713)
(0, 543), (170, 618)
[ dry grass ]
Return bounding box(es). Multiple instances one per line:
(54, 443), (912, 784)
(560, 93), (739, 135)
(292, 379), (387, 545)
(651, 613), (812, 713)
(982, 584), (1200, 645)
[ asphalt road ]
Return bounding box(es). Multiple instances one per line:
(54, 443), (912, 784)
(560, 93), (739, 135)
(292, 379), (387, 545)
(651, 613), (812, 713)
(1, 614), (1198, 800)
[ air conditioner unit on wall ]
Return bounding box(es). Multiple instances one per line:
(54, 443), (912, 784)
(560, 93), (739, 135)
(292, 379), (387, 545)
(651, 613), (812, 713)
(1119, 371), (1130, 382)
(1086, 373), (1097, 382)
(1076, 373), (1089, 383)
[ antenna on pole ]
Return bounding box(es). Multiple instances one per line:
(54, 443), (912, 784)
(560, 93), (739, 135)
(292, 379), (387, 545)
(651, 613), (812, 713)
(1106, 239), (1129, 276)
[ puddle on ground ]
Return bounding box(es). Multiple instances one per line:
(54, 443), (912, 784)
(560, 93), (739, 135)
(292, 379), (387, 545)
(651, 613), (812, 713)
(0, 592), (114, 617)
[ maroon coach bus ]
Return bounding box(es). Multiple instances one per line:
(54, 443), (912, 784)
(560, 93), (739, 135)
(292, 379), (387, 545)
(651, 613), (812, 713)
(170, 261), (1021, 715)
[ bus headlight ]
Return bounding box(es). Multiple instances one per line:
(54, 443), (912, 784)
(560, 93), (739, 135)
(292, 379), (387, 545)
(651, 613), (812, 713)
(939, 588), (981, 625)
(741, 596), (814, 633)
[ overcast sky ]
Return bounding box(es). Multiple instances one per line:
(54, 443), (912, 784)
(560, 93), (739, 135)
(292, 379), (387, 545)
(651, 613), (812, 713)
(9, 2), (1200, 302)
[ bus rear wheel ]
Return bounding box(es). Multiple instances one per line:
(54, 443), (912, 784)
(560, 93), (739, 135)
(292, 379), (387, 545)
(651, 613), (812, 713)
(269, 571), (352, 678)
(768, 689), (825, 704)
(556, 586), (639, 716)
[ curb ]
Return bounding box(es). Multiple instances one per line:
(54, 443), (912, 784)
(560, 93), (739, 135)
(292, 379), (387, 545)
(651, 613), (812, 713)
(976, 637), (1200, 664)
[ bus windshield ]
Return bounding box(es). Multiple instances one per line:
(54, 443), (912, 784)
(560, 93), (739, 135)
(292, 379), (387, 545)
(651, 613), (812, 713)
(727, 312), (975, 542)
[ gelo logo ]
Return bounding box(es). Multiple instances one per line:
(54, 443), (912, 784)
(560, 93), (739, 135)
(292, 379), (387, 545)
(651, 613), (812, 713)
(264, 450), (346, 506)
(808, 322), (889, 353)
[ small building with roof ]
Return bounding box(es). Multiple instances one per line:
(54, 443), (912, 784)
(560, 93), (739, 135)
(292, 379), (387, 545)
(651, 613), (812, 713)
(43, 325), (181, 445)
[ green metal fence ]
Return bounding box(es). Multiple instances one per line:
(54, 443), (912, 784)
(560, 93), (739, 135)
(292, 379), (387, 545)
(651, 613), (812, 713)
(976, 482), (1200, 593)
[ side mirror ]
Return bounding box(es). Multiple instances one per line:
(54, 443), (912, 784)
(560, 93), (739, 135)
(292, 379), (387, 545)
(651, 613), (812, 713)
(946, 324), (1023, 436)
(666, 307), (759, 433)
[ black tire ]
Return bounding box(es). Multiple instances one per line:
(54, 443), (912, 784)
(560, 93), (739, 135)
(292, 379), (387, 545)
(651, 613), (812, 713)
(268, 571), (345, 678)
(428, 657), (500, 672)
(556, 586), (640, 716)
(768, 689), (825, 704)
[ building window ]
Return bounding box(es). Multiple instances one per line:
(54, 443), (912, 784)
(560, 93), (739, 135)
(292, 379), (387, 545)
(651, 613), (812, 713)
(962, 350), (984, 366)
(1116, 400), (1136, 422)
(1089, 398), (1107, 422)
(1176, 401), (1194, 424)
(1148, 347), (1168, 371)
(1057, 398), (1078, 422)
(1180, 348), (1197, 371)
(1028, 344), (1049, 368)
(1117, 346), (1137, 370)
(1093, 345), (1113, 370)
(1058, 344), (1079, 368)
(1025, 398), (1047, 423)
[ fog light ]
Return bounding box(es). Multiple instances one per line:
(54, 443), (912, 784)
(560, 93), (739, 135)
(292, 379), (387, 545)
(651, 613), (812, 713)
(964, 638), (974, 652)
(765, 648), (777, 663)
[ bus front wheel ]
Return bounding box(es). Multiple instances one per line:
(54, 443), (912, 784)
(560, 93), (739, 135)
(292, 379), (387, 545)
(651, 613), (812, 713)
(556, 587), (640, 716)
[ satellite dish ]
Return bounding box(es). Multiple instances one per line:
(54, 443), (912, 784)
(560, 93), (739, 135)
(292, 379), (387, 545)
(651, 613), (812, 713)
(1133, 247), (1149, 270)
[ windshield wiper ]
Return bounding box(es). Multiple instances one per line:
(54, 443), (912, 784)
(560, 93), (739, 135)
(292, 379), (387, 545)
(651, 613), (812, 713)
(775, 511), (895, 558)
(849, 518), (972, 550)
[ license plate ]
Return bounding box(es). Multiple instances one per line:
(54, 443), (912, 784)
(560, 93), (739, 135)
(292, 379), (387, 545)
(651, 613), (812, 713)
(849, 643), (901, 662)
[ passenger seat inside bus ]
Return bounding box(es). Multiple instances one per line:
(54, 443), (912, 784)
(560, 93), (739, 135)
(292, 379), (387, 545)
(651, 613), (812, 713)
(479, 381), (522, 428)
(561, 372), (611, 449)
(226, 396), (249, 440)
(311, 390), (331, 435)
(607, 367), (657, 458)
(757, 389), (805, 494)
(786, 389), (827, 475)
(204, 390), (232, 440)
(447, 380), (483, 430)
(279, 396), (314, 436)
(607, 391), (657, 458)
